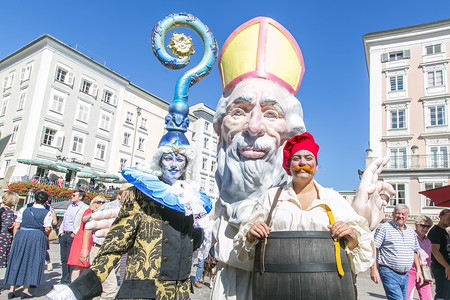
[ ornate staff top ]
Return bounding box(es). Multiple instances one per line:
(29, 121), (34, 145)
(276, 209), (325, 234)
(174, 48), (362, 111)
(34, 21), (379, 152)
(151, 13), (218, 146)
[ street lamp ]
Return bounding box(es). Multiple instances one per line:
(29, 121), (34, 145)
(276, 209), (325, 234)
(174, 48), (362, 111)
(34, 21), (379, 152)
(130, 107), (142, 167)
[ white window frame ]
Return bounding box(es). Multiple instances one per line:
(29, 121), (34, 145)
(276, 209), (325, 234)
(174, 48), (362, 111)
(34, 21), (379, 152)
(80, 78), (97, 98)
(99, 111), (112, 132)
(71, 134), (85, 154)
(119, 157), (128, 172)
(389, 147), (408, 169)
(20, 64), (33, 83)
(425, 44), (442, 55)
(0, 159), (11, 179)
(202, 158), (208, 170)
(204, 137), (209, 149)
(428, 104), (446, 126)
(42, 127), (57, 146)
(390, 75), (404, 91)
(76, 102), (90, 123)
(139, 116), (147, 130)
(55, 65), (74, 86)
(427, 70), (444, 87)
(49, 90), (66, 114)
(1, 96), (9, 116)
(95, 142), (106, 160)
(137, 137), (145, 151)
(428, 146), (449, 168)
(3, 72), (14, 91)
(10, 123), (19, 144)
(125, 111), (134, 124)
(101, 88), (118, 106)
(390, 108), (406, 129)
(123, 132), (131, 146)
(17, 90), (27, 111)
(41, 126), (64, 149)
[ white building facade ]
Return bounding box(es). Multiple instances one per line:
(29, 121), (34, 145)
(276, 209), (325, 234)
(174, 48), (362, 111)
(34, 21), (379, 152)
(0, 35), (219, 201)
(363, 19), (450, 221)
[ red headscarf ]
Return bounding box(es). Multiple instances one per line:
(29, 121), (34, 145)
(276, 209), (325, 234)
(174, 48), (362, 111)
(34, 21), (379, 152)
(282, 132), (319, 175)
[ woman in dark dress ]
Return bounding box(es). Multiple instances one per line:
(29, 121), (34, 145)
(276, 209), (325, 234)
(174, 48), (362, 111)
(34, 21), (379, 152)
(0, 191), (19, 268)
(4, 190), (52, 299)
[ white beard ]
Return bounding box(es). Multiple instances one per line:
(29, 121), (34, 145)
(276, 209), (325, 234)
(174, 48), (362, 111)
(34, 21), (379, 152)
(216, 133), (288, 213)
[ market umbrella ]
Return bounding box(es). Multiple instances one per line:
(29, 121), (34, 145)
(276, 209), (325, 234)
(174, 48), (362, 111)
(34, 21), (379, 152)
(419, 185), (450, 207)
(56, 161), (82, 172)
(98, 173), (120, 182)
(17, 158), (68, 173)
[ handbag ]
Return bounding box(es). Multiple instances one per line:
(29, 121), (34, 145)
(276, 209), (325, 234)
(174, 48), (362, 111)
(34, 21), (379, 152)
(421, 264), (433, 282)
(48, 229), (58, 241)
(418, 252), (433, 282)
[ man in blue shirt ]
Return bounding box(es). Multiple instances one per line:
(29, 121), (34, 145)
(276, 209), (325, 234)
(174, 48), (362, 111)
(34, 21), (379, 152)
(371, 204), (423, 300)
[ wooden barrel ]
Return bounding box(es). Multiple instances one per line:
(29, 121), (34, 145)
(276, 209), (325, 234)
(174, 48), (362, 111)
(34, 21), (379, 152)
(253, 231), (355, 300)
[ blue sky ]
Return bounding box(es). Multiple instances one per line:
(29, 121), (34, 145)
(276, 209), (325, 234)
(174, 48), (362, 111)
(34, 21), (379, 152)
(1, 0), (449, 190)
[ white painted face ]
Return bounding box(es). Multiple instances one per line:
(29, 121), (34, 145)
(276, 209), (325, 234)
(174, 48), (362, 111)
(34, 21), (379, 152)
(160, 152), (187, 185)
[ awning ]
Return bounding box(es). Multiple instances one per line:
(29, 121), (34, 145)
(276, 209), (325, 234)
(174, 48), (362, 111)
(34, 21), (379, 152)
(56, 161), (82, 172)
(77, 172), (99, 179)
(98, 173), (120, 182)
(419, 185), (450, 207)
(17, 158), (68, 173)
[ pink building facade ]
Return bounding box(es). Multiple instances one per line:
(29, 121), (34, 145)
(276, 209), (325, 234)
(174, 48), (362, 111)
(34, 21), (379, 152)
(364, 19), (450, 222)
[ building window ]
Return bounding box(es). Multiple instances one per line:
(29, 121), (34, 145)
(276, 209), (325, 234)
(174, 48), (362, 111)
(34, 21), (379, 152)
(20, 65), (32, 82)
(42, 128), (56, 146)
(137, 137), (145, 151)
(119, 158), (128, 172)
(123, 132), (131, 146)
(426, 44), (442, 55)
(209, 180), (215, 193)
(427, 70), (443, 87)
(429, 105), (446, 126)
(96, 143), (106, 160)
(72, 136), (84, 153)
(10, 124), (19, 144)
(17, 91), (26, 111)
(381, 50), (410, 62)
(211, 161), (216, 172)
(424, 182), (443, 206)
(1, 98), (8, 116)
(202, 158), (208, 170)
(76, 104), (90, 123)
(99, 112), (111, 131)
(102, 89), (117, 105)
(55, 67), (74, 86)
(430, 146), (448, 168)
(204, 122), (209, 131)
(390, 75), (404, 91)
(1, 159), (11, 178)
(140, 117), (147, 130)
(80, 79), (97, 97)
(391, 109), (406, 129)
(389, 183), (406, 206)
(125, 111), (133, 124)
(50, 93), (65, 114)
(389, 148), (407, 169)
(200, 178), (206, 190)
(204, 138), (209, 149)
(3, 73), (14, 91)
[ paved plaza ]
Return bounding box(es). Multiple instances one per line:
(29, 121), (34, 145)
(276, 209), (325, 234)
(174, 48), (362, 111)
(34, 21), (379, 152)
(0, 242), (429, 299)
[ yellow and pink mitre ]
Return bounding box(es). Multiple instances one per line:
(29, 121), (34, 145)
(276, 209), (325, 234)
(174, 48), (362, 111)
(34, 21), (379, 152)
(219, 16), (305, 96)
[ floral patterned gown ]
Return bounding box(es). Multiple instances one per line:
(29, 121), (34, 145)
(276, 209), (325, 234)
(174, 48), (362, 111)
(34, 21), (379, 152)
(0, 207), (15, 267)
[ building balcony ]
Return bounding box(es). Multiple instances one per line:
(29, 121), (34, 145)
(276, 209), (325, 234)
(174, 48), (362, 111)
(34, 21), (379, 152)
(366, 153), (450, 171)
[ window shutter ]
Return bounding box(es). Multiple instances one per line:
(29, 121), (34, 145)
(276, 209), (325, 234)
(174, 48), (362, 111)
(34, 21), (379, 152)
(67, 72), (74, 86)
(403, 50), (410, 59)
(381, 53), (388, 63)
(20, 68), (26, 81)
(113, 94), (118, 106)
(91, 83), (98, 97)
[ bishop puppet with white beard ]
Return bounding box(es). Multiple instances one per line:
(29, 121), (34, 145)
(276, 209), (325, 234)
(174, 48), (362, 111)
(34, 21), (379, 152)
(211, 17), (394, 300)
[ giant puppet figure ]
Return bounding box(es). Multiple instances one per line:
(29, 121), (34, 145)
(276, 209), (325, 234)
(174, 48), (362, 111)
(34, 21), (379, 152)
(211, 17), (393, 299)
(47, 13), (216, 300)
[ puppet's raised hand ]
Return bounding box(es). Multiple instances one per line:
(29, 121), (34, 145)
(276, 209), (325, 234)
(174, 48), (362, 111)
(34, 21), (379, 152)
(352, 156), (395, 231)
(84, 207), (120, 237)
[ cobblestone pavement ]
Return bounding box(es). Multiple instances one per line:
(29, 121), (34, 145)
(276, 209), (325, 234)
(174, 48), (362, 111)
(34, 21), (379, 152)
(0, 243), (430, 299)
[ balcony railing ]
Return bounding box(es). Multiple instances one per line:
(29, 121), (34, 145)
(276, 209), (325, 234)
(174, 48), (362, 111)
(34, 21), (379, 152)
(367, 154), (450, 170)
